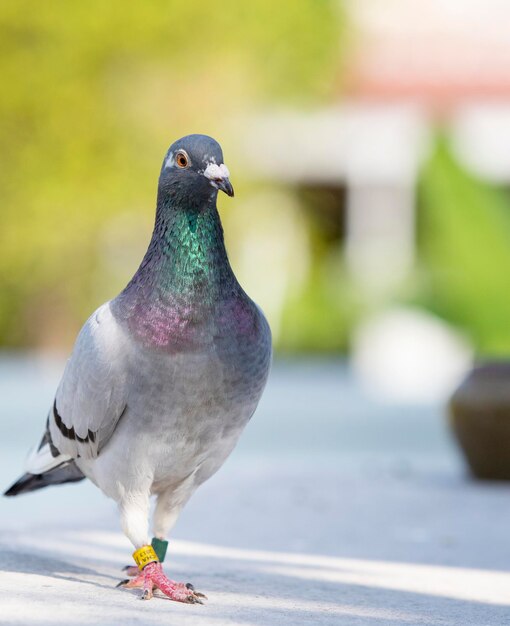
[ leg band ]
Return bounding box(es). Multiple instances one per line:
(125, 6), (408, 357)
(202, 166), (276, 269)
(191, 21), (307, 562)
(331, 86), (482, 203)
(151, 537), (169, 563)
(133, 545), (159, 570)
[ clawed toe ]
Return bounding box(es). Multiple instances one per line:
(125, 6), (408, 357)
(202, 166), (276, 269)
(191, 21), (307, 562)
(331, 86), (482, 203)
(117, 572), (146, 590)
(122, 565), (140, 577)
(185, 582), (207, 599)
(187, 594), (204, 604)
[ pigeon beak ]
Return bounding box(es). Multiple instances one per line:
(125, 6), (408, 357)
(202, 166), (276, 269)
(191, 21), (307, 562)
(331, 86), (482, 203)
(203, 162), (234, 197)
(215, 177), (234, 197)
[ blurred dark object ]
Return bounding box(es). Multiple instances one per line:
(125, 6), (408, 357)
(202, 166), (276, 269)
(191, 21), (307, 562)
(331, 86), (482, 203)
(449, 362), (510, 480)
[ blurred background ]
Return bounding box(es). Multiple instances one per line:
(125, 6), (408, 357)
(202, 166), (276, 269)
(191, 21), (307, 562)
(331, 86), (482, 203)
(2, 0), (510, 407)
(2, 3), (510, 622)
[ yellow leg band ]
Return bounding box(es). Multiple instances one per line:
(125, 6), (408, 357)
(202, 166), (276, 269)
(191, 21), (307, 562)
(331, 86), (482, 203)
(133, 545), (159, 570)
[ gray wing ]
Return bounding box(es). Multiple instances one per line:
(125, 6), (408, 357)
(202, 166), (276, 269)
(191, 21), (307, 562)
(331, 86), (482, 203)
(48, 302), (130, 460)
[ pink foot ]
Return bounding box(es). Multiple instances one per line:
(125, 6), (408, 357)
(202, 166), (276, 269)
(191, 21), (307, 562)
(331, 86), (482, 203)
(118, 562), (206, 603)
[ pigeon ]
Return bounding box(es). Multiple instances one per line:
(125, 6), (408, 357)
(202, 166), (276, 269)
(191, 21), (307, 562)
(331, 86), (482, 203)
(4, 134), (272, 603)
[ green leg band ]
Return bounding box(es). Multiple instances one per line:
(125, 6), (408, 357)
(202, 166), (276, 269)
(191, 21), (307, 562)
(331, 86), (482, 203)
(151, 537), (168, 563)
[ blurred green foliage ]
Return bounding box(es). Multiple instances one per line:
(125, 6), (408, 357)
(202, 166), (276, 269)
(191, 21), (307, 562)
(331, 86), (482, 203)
(419, 138), (510, 356)
(0, 1), (341, 347)
(3, 5), (508, 357)
(278, 259), (353, 353)
(278, 187), (354, 353)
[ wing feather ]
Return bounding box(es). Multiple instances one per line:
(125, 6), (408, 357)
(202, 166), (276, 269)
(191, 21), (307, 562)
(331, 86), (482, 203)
(49, 302), (130, 459)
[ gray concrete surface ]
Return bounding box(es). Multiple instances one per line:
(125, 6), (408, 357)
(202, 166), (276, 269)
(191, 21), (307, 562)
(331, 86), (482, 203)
(1, 356), (509, 625)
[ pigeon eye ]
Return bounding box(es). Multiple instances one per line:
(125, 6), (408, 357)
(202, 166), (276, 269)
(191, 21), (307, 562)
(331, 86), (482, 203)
(175, 151), (189, 168)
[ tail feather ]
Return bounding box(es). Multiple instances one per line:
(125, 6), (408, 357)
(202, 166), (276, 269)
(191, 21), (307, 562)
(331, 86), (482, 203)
(26, 422), (72, 475)
(5, 418), (85, 497)
(4, 461), (85, 496)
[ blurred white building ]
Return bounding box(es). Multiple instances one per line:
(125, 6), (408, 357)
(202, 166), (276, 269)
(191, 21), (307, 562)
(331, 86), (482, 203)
(240, 0), (510, 401)
(242, 0), (510, 298)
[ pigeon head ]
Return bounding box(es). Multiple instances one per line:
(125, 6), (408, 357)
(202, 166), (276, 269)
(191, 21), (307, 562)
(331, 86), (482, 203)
(158, 134), (234, 206)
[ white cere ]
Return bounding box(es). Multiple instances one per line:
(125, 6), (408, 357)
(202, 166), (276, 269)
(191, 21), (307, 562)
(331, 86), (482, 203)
(164, 153), (174, 169)
(203, 162), (230, 180)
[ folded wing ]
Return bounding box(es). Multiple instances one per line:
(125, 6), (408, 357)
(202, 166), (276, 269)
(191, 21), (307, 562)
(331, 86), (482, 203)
(48, 302), (130, 459)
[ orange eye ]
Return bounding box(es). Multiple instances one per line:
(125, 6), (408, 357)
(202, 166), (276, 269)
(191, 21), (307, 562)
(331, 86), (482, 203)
(175, 151), (189, 168)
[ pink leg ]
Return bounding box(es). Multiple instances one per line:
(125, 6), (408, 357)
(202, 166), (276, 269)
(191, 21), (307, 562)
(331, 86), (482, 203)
(141, 566), (155, 600)
(118, 563), (206, 603)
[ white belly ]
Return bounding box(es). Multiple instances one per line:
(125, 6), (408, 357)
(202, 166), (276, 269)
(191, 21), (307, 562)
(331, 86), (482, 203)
(76, 348), (263, 504)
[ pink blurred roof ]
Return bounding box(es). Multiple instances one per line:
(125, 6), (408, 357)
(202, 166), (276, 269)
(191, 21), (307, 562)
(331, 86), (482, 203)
(346, 0), (510, 110)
